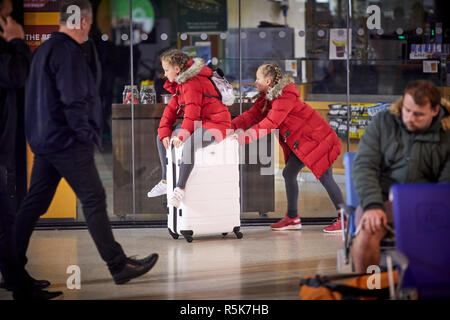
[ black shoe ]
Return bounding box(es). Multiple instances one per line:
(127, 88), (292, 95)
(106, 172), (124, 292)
(31, 278), (51, 289)
(126, 254), (158, 266)
(1, 278), (51, 291)
(13, 288), (63, 300)
(112, 253), (158, 285)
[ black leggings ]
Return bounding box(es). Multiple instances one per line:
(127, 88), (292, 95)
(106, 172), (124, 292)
(282, 153), (344, 218)
(157, 125), (215, 189)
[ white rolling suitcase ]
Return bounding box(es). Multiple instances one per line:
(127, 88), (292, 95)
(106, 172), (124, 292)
(166, 136), (242, 242)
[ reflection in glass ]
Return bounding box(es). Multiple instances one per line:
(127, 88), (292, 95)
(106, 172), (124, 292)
(110, 0), (450, 225)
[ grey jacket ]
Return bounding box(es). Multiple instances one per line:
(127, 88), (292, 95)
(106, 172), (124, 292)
(352, 98), (450, 211)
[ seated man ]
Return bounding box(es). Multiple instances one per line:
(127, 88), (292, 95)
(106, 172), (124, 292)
(351, 80), (450, 273)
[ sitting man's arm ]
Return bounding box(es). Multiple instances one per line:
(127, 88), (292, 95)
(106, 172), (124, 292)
(438, 146), (450, 183)
(352, 114), (388, 233)
(359, 209), (388, 234)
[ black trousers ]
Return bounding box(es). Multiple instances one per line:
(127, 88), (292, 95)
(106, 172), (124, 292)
(0, 166), (31, 292)
(15, 141), (127, 274)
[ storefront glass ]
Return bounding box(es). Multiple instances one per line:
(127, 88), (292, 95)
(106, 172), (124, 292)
(28, 0), (448, 227)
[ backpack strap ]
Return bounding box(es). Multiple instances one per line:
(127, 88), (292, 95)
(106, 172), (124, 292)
(203, 76), (222, 100)
(203, 93), (221, 99)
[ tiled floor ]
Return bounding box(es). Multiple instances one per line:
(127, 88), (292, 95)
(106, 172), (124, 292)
(0, 225), (344, 300)
(3, 149), (348, 300)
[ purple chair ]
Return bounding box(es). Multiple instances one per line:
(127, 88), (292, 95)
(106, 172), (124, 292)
(390, 183), (450, 299)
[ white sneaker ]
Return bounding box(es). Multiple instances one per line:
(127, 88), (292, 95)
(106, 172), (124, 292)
(147, 181), (167, 197)
(169, 187), (185, 208)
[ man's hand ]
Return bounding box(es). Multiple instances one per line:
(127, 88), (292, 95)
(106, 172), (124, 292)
(162, 137), (170, 149)
(172, 137), (183, 148)
(360, 209), (388, 234)
(0, 17), (25, 42)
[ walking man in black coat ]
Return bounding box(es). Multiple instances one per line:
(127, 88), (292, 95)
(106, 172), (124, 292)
(15, 0), (158, 289)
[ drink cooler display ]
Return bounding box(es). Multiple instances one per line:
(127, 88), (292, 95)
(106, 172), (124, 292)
(166, 137), (243, 243)
(327, 102), (390, 139)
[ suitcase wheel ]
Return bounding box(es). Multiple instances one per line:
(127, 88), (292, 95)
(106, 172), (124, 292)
(222, 233), (228, 237)
(168, 229), (179, 240)
(180, 230), (194, 243)
(235, 231), (243, 239)
(233, 227), (243, 239)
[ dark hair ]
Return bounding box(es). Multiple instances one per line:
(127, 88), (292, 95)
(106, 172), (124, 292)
(59, 0), (92, 24)
(403, 80), (441, 109)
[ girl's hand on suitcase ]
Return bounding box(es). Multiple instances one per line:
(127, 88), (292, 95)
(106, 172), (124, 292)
(232, 129), (247, 145)
(163, 137), (170, 149)
(172, 137), (183, 148)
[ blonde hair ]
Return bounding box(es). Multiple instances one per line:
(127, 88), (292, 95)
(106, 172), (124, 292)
(258, 63), (283, 87)
(258, 63), (283, 113)
(160, 49), (190, 73)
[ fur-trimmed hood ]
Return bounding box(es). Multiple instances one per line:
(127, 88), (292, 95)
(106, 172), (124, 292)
(390, 97), (450, 131)
(266, 75), (295, 101)
(175, 57), (210, 84)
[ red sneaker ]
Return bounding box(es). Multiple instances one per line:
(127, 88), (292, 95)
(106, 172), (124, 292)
(323, 217), (347, 233)
(270, 214), (302, 231)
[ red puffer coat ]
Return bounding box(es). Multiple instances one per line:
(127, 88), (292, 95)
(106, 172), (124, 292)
(158, 58), (231, 142)
(232, 76), (341, 179)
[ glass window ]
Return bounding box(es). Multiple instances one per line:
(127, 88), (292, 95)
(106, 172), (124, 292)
(28, 0), (449, 227)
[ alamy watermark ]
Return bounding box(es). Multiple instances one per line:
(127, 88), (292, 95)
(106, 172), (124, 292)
(366, 265), (382, 289)
(66, 5), (81, 30)
(66, 265), (81, 290)
(168, 121), (279, 176)
(366, 5), (381, 30)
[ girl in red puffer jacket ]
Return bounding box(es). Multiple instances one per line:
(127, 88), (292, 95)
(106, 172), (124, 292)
(233, 63), (345, 232)
(147, 49), (232, 208)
